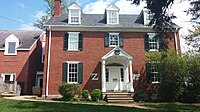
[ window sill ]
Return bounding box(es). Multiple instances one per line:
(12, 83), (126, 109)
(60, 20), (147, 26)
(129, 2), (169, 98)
(149, 49), (159, 52)
(67, 50), (80, 52)
(67, 82), (78, 84)
(4, 53), (17, 56)
(151, 81), (160, 84)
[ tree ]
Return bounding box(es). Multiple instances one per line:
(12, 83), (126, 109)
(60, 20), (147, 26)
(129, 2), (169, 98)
(146, 50), (187, 102)
(184, 25), (200, 53)
(146, 50), (200, 102)
(131, 0), (200, 30)
(33, 0), (69, 30)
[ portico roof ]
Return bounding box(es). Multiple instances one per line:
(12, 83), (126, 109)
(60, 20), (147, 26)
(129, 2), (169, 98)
(101, 46), (133, 61)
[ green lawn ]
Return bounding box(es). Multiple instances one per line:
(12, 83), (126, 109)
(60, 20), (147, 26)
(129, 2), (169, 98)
(0, 98), (200, 112)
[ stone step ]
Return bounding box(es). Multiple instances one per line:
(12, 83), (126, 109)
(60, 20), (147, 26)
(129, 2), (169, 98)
(107, 99), (134, 103)
(107, 94), (132, 97)
(107, 97), (133, 100)
(106, 92), (134, 103)
(0, 93), (17, 97)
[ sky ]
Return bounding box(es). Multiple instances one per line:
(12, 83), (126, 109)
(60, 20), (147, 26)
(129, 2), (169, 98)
(0, 0), (196, 52)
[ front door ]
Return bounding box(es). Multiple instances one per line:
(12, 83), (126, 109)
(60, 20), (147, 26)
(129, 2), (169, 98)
(106, 67), (124, 91)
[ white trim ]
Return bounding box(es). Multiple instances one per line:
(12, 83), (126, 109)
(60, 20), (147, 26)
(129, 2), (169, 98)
(46, 26), (51, 97)
(174, 32), (179, 54)
(101, 46), (133, 60)
(44, 25), (159, 32)
(66, 61), (79, 63)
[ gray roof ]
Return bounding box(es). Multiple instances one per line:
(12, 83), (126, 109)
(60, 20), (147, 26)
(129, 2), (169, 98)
(0, 30), (43, 49)
(46, 14), (144, 27)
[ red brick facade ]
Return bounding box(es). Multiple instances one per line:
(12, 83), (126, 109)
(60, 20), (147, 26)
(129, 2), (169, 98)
(0, 33), (44, 94)
(43, 31), (181, 95)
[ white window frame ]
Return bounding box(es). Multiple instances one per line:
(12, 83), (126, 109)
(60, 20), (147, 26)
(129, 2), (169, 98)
(68, 9), (81, 24)
(107, 11), (119, 24)
(2, 73), (16, 83)
(148, 33), (159, 51)
(150, 65), (160, 84)
(68, 32), (79, 51)
(109, 33), (119, 47)
(67, 61), (79, 84)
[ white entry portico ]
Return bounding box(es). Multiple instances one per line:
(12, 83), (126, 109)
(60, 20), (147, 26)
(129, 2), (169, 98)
(101, 47), (134, 92)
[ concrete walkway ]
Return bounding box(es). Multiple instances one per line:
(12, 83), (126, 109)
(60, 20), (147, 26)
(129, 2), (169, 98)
(3, 96), (147, 109)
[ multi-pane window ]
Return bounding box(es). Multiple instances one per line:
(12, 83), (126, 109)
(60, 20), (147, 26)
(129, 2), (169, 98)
(146, 11), (153, 25)
(120, 68), (124, 82)
(8, 42), (16, 54)
(70, 10), (79, 24)
(148, 33), (159, 51)
(68, 32), (79, 50)
(106, 68), (109, 82)
(151, 65), (159, 83)
(3, 73), (15, 83)
(109, 33), (119, 47)
(68, 63), (78, 83)
(108, 11), (117, 24)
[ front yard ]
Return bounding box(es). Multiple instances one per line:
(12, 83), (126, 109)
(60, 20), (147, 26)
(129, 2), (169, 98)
(0, 98), (200, 112)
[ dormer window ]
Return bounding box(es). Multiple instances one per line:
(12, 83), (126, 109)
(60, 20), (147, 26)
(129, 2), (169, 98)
(4, 34), (19, 55)
(106, 4), (120, 24)
(68, 3), (82, 24)
(8, 42), (16, 54)
(108, 11), (118, 24)
(143, 8), (154, 25)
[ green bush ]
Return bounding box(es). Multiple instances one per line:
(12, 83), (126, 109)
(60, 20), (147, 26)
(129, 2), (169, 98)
(133, 90), (155, 102)
(82, 90), (90, 101)
(90, 89), (101, 101)
(133, 90), (145, 102)
(58, 83), (80, 101)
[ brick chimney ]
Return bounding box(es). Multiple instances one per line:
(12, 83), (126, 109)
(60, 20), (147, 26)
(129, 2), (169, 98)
(54, 0), (61, 17)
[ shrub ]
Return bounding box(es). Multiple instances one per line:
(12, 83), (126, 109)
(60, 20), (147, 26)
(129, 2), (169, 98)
(90, 89), (101, 101)
(82, 90), (90, 101)
(133, 90), (145, 102)
(58, 83), (80, 101)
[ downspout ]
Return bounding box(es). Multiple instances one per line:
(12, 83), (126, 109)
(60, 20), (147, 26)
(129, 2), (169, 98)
(46, 26), (52, 97)
(174, 30), (179, 54)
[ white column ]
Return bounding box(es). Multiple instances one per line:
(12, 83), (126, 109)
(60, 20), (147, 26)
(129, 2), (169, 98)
(129, 60), (134, 92)
(102, 60), (106, 92)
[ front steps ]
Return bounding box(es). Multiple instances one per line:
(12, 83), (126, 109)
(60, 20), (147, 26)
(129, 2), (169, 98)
(106, 92), (134, 103)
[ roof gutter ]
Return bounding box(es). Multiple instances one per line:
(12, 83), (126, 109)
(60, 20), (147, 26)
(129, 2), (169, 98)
(45, 26), (52, 97)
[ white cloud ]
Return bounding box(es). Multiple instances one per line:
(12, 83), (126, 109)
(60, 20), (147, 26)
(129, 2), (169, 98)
(19, 24), (40, 30)
(17, 3), (25, 9)
(34, 11), (46, 20)
(83, 0), (115, 14)
(115, 0), (146, 14)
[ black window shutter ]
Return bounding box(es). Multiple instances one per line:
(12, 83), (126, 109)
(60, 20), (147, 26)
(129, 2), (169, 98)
(146, 63), (152, 84)
(78, 63), (83, 84)
(158, 33), (163, 51)
(62, 63), (68, 82)
(104, 33), (109, 47)
(79, 33), (83, 51)
(63, 33), (68, 51)
(144, 34), (149, 51)
(119, 33), (124, 47)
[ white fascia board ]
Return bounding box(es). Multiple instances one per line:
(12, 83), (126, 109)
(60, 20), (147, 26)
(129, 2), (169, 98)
(44, 25), (157, 32)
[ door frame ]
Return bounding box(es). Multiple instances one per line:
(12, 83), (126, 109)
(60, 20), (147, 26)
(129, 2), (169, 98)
(105, 66), (124, 91)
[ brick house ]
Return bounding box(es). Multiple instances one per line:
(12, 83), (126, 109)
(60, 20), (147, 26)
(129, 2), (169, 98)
(0, 30), (44, 95)
(43, 0), (181, 98)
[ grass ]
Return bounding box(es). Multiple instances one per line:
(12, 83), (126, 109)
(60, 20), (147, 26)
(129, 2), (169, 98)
(0, 98), (200, 112)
